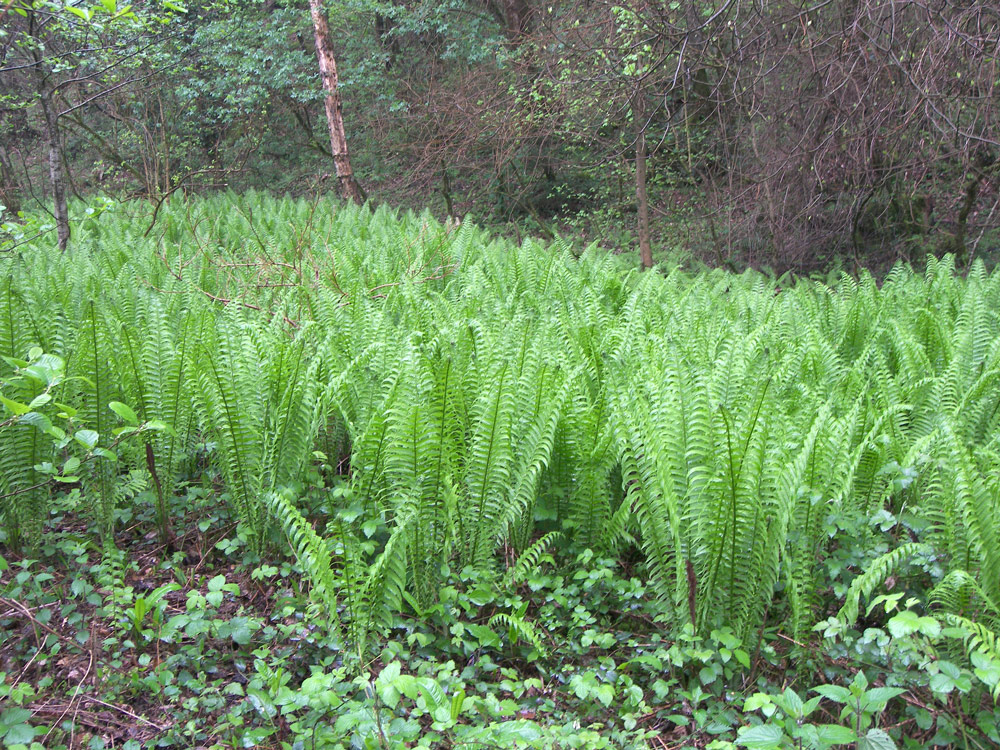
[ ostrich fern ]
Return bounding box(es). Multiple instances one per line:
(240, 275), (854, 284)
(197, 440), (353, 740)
(5, 193), (1000, 665)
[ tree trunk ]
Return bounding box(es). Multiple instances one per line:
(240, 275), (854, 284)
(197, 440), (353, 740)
(0, 148), (21, 217)
(375, 13), (399, 69)
(952, 170), (982, 267)
(38, 82), (70, 251)
(308, 0), (364, 205)
(28, 11), (70, 251)
(634, 92), (653, 270)
(483, 0), (532, 42)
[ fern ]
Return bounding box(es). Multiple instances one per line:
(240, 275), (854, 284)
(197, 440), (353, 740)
(504, 531), (563, 587)
(931, 569), (1000, 619)
(112, 297), (194, 544)
(461, 358), (515, 568)
(195, 317), (267, 546)
(8, 193), (1000, 665)
(836, 543), (932, 626)
(489, 611), (548, 657)
(76, 301), (120, 540)
(263, 491), (344, 644)
(941, 614), (1000, 699)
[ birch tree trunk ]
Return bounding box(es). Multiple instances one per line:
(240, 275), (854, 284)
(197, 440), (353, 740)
(38, 88), (70, 251)
(29, 13), (70, 251)
(308, 0), (364, 205)
(634, 91), (653, 270)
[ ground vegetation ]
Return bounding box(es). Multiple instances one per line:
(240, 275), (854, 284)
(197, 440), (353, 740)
(3, 194), (1000, 747)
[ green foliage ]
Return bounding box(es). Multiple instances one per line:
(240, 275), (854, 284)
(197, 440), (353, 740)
(835, 544), (933, 628)
(739, 671), (905, 750)
(263, 489), (344, 642)
(5, 195), (1000, 747)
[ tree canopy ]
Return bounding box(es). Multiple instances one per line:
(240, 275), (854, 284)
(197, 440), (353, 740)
(1, 0), (998, 268)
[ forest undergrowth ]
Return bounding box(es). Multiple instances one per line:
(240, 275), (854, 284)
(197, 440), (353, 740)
(3, 193), (1000, 749)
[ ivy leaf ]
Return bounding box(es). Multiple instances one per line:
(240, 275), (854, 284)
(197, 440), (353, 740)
(218, 617), (254, 645)
(594, 683), (615, 707)
(467, 587), (494, 606)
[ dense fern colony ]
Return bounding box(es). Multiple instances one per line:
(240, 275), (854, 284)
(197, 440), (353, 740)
(3, 193), (1000, 663)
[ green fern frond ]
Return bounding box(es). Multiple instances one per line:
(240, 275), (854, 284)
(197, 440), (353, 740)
(941, 613), (1000, 700)
(263, 491), (343, 643)
(504, 531), (563, 587)
(931, 569), (1000, 619)
(836, 543), (932, 626)
(489, 612), (548, 657)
